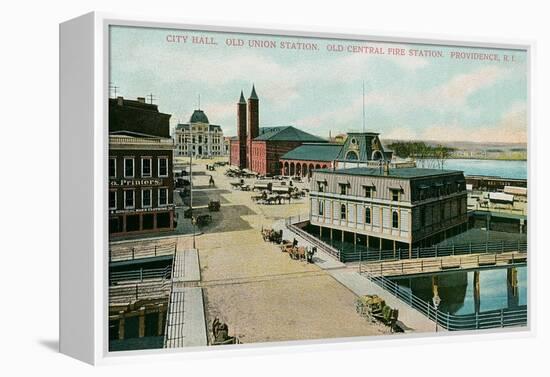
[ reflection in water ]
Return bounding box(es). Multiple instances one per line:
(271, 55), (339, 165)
(390, 266), (527, 315)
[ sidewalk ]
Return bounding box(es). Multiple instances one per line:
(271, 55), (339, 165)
(165, 249), (208, 348)
(276, 219), (441, 333)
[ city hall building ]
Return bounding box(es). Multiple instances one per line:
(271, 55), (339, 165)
(109, 96), (175, 237)
(309, 165), (468, 256)
(174, 109), (225, 157)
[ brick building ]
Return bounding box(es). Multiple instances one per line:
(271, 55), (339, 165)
(229, 86), (327, 175)
(108, 97), (175, 237)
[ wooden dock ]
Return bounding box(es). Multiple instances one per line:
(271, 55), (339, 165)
(360, 251), (527, 277)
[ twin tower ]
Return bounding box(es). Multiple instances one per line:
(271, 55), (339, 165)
(237, 85), (259, 169)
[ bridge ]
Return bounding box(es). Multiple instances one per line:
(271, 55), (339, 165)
(358, 251), (527, 277)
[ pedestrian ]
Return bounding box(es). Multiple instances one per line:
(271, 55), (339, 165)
(292, 238), (298, 247)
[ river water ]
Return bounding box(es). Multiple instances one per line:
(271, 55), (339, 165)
(389, 266), (527, 315)
(428, 159), (527, 179)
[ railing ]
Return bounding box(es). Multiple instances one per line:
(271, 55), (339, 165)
(361, 268), (527, 331)
(361, 252), (527, 277)
(286, 214), (341, 260)
(109, 265), (172, 285)
(109, 242), (177, 262)
(342, 240), (527, 263)
(286, 214), (527, 264)
(109, 278), (172, 304)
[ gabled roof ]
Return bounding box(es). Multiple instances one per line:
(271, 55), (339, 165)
(280, 143), (343, 162)
(254, 126), (327, 142)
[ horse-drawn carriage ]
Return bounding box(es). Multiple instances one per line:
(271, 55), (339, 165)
(208, 200), (220, 212)
(261, 228), (283, 243)
(356, 294), (399, 331)
(194, 214), (212, 227)
(288, 246), (307, 260)
(211, 317), (239, 346)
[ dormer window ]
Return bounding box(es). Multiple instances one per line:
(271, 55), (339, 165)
(339, 183), (349, 195)
(317, 181), (326, 192)
(390, 188), (401, 202)
(363, 184), (375, 198)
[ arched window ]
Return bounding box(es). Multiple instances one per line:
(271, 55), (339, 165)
(392, 210), (399, 228)
(372, 150), (383, 160)
(340, 204), (347, 220)
(346, 150), (359, 160)
(318, 200), (324, 216)
(365, 207), (371, 224)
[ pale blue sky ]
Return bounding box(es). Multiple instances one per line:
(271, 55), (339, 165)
(109, 26), (527, 143)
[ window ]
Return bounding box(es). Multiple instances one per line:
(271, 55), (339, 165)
(142, 189), (152, 208)
(141, 158), (152, 177)
(340, 204), (347, 220)
(365, 207), (371, 224)
(391, 189), (400, 202)
(420, 207), (426, 226)
(318, 200), (324, 216)
(109, 158), (116, 178)
(124, 157), (134, 178)
(158, 188), (168, 206)
(340, 183), (348, 195)
(109, 190), (117, 210)
(345, 150), (358, 160)
(392, 210), (399, 228)
(158, 157), (168, 177)
(364, 186), (374, 198)
(317, 182), (325, 192)
(440, 204), (445, 220)
(124, 190), (135, 209)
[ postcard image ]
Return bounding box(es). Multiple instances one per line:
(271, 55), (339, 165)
(107, 25), (528, 351)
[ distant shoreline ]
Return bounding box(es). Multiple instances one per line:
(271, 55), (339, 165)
(447, 156), (527, 161)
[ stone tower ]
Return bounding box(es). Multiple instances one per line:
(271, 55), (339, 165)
(237, 91), (247, 169)
(247, 85), (259, 169)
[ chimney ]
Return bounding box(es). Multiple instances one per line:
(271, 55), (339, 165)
(383, 160), (390, 176)
(117, 96), (124, 106)
(137, 97), (146, 103)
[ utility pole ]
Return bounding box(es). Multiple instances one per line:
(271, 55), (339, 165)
(362, 81), (366, 132)
(109, 83), (119, 98)
(147, 93), (157, 104)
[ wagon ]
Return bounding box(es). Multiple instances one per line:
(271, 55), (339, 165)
(208, 200), (220, 212)
(195, 214), (212, 227)
(280, 241), (293, 253)
(288, 246), (306, 261)
(261, 228), (283, 243)
(356, 295), (399, 330)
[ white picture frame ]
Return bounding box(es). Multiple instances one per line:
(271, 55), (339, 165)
(60, 12), (534, 365)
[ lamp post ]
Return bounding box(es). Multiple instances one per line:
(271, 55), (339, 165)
(192, 216), (197, 249)
(432, 295), (441, 332)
